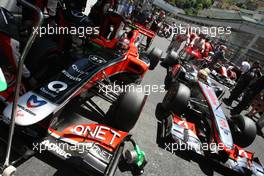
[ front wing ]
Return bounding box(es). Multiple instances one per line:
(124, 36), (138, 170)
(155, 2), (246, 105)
(167, 116), (264, 176)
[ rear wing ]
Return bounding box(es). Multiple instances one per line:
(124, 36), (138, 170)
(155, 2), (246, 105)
(132, 22), (156, 39)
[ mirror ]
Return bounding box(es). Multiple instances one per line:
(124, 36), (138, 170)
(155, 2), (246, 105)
(0, 68), (7, 92)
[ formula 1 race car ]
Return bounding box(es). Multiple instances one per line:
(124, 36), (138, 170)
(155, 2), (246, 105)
(0, 58), (150, 175)
(155, 78), (264, 175)
(160, 51), (224, 97)
(210, 63), (237, 88)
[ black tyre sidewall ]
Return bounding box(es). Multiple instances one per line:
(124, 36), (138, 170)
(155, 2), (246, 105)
(149, 47), (162, 70)
(233, 115), (257, 147)
(162, 83), (190, 114)
(109, 89), (147, 132)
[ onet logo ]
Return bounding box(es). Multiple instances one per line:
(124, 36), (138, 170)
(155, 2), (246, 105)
(27, 95), (47, 108)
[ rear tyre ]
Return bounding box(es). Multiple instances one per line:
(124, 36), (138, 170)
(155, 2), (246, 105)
(162, 83), (190, 114)
(108, 87), (147, 132)
(232, 115), (257, 147)
(148, 47), (162, 70)
(155, 103), (170, 121)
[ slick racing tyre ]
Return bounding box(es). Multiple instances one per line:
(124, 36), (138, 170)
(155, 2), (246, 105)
(155, 103), (171, 121)
(160, 50), (179, 68)
(148, 47), (162, 70)
(162, 82), (190, 114)
(232, 115), (257, 148)
(108, 86), (147, 132)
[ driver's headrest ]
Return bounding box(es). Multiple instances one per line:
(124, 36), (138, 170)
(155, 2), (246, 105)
(198, 69), (209, 82)
(116, 38), (130, 51)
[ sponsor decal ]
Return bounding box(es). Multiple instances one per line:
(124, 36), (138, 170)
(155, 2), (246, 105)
(72, 64), (88, 75)
(89, 55), (107, 65)
(40, 87), (57, 98)
(239, 149), (248, 158)
(27, 95), (47, 108)
(62, 70), (82, 82)
(16, 110), (24, 117)
(48, 81), (68, 93)
(89, 143), (112, 162)
(220, 119), (228, 128)
(40, 140), (72, 159)
(17, 104), (36, 116)
(73, 125), (121, 146)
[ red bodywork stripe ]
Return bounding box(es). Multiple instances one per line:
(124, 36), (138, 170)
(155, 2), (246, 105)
(133, 23), (155, 38)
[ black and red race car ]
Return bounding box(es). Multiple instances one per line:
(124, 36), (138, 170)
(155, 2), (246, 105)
(155, 75), (264, 176)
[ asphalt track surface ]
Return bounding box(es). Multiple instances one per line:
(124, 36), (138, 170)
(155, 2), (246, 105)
(9, 36), (264, 176)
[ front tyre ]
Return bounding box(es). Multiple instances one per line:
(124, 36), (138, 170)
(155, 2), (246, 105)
(162, 83), (190, 115)
(232, 115), (257, 147)
(108, 87), (147, 132)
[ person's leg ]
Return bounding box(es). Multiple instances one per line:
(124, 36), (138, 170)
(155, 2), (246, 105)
(223, 83), (246, 106)
(167, 41), (174, 53)
(256, 115), (264, 136)
(246, 107), (255, 118)
(231, 91), (254, 115)
(145, 37), (152, 50)
(176, 41), (187, 55)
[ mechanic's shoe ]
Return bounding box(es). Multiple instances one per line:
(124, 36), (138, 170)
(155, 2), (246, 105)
(222, 98), (232, 106)
(257, 121), (264, 137)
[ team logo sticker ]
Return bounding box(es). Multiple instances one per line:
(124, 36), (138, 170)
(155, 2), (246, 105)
(89, 55), (107, 65)
(48, 81), (68, 93)
(27, 95), (47, 108)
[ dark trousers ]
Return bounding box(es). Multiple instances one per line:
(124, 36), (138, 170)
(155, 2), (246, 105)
(146, 37), (152, 50)
(231, 90), (255, 114)
(227, 82), (248, 103)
